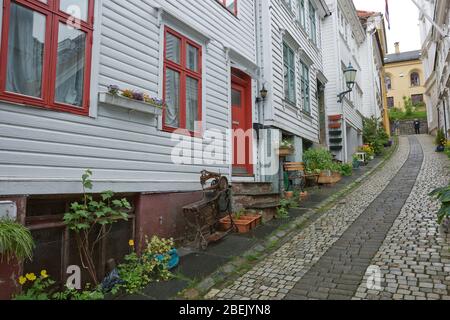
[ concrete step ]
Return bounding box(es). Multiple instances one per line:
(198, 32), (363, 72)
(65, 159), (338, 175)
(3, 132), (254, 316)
(245, 202), (280, 223)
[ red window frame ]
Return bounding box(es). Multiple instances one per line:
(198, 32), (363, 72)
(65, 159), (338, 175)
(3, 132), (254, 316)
(0, 0), (94, 116)
(163, 26), (202, 137)
(216, 0), (238, 16)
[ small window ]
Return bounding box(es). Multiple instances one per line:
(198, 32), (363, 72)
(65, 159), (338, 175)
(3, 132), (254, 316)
(301, 62), (310, 113)
(163, 27), (202, 135)
(216, 0), (238, 16)
(387, 97), (394, 109)
(283, 42), (296, 105)
(410, 72), (420, 87)
(298, 0), (306, 29)
(386, 76), (392, 90)
(411, 94), (424, 105)
(308, 1), (317, 44)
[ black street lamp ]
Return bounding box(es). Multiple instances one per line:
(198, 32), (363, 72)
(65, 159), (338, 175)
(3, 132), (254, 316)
(337, 62), (357, 103)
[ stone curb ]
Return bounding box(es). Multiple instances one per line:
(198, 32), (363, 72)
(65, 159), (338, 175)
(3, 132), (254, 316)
(183, 139), (400, 300)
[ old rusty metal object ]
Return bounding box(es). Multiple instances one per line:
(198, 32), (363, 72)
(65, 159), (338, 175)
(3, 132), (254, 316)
(183, 171), (235, 250)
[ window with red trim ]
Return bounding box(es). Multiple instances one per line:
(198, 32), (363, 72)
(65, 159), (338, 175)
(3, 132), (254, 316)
(163, 27), (202, 135)
(0, 0), (94, 115)
(216, 0), (238, 16)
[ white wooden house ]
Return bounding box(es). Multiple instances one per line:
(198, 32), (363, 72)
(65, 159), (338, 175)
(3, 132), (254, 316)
(0, 0), (264, 245)
(322, 0), (366, 162)
(256, 0), (331, 189)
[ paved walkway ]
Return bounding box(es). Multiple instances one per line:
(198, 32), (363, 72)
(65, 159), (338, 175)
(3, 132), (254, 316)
(214, 135), (450, 300)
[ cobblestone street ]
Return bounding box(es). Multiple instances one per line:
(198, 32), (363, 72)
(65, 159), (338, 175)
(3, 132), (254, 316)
(214, 135), (450, 300)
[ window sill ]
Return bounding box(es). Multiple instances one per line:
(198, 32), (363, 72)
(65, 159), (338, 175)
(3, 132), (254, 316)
(283, 99), (297, 110)
(98, 92), (163, 117)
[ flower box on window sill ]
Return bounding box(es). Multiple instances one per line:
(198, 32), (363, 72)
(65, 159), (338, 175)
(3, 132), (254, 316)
(98, 92), (163, 116)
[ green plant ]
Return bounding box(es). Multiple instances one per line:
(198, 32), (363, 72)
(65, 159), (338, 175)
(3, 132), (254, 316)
(338, 163), (353, 177)
(63, 170), (131, 285)
(435, 128), (446, 147)
(363, 116), (389, 155)
(280, 138), (294, 149)
(14, 270), (104, 301)
(234, 209), (246, 220)
(404, 97), (413, 116)
(430, 184), (450, 225)
(14, 271), (54, 300)
(276, 207), (290, 219)
(113, 236), (173, 295)
(121, 89), (134, 99)
(0, 219), (34, 263)
(303, 148), (334, 172)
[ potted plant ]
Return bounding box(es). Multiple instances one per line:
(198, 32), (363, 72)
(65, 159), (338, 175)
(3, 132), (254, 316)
(430, 184), (450, 234)
(219, 210), (262, 234)
(435, 129), (446, 153)
(278, 139), (295, 157)
(0, 218), (35, 300)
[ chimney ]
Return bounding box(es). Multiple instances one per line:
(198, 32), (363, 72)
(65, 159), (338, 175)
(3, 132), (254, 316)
(394, 42), (400, 54)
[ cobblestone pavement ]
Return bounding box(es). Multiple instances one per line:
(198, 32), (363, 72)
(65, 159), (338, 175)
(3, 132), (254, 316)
(213, 136), (450, 300)
(353, 135), (450, 300)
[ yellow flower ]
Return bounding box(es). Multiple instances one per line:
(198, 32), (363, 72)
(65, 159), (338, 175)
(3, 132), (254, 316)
(40, 270), (49, 279)
(128, 239), (135, 247)
(26, 273), (37, 281)
(18, 276), (27, 285)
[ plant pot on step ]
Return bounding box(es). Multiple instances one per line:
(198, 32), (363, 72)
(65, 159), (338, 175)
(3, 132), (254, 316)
(284, 191), (294, 199)
(300, 191), (309, 201)
(278, 147), (294, 157)
(318, 170), (342, 185)
(219, 214), (262, 234)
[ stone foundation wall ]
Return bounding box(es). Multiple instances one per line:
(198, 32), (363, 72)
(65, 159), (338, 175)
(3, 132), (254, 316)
(391, 120), (428, 136)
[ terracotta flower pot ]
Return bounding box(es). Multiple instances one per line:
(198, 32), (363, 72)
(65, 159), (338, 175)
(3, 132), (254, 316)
(285, 191), (294, 199)
(219, 214), (262, 234)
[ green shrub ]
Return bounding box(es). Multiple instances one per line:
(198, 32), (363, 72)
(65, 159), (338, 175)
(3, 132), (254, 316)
(338, 163), (353, 176)
(303, 148), (333, 172)
(435, 128), (446, 147)
(363, 116), (389, 155)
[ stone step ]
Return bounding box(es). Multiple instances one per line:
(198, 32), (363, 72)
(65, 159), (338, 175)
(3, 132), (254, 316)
(232, 192), (281, 208)
(245, 202), (280, 222)
(231, 182), (273, 194)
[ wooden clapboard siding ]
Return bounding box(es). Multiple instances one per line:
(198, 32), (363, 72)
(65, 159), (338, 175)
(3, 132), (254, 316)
(0, 0), (257, 195)
(262, 0), (326, 143)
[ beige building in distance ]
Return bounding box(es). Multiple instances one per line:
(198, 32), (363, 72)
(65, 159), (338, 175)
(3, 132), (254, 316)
(384, 43), (426, 110)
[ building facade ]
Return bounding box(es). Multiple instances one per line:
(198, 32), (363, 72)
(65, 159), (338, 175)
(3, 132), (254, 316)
(357, 11), (389, 127)
(384, 44), (426, 112)
(419, 0), (450, 136)
(322, 0), (365, 162)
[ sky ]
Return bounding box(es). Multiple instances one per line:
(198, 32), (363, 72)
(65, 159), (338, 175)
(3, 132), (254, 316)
(352, 0), (421, 54)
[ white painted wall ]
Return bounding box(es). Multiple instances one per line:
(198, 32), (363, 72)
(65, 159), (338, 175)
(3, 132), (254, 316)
(259, 0), (328, 144)
(322, 0), (365, 162)
(0, 0), (258, 195)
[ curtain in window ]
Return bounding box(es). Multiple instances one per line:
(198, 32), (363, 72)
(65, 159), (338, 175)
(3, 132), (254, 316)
(55, 23), (86, 107)
(165, 69), (180, 128)
(6, 3), (45, 98)
(186, 77), (199, 132)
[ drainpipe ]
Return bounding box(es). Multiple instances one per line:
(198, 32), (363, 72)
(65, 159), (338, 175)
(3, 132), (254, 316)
(444, 98), (449, 138)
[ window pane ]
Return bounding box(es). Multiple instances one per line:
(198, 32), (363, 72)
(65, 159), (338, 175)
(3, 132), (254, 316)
(226, 0), (236, 13)
(60, 0), (89, 21)
(166, 33), (181, 64)
(165, 69), (180, 128)
(187, 45), (199, 72)
(55, 23), (86, 107)
(232, 88), (241, 107)
(186, 77), (199, 132)
(6, 3), (45, 98)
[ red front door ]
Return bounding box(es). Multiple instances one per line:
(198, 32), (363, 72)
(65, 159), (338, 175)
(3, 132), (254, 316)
(231, 69), (253, 175)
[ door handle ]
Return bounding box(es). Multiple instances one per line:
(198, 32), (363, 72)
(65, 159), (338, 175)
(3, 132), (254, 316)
(233, 121), (240, 125)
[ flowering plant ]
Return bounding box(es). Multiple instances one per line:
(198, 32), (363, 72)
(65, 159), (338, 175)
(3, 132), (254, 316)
(358, 145), (375, 158)
(108, 85), (165, 108)
(107, 85), (120, 96)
